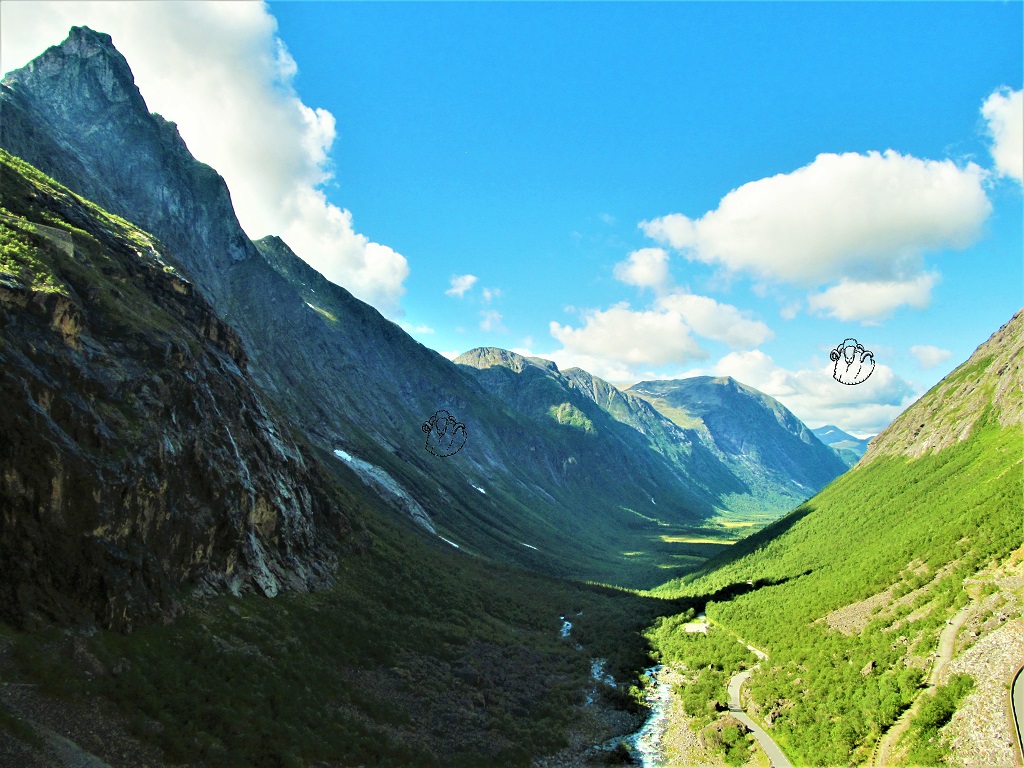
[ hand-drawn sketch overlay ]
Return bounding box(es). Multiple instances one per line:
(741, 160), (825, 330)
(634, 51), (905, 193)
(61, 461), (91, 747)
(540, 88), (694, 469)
(831, 338), (876, 385)
(422, 409), (468, 457)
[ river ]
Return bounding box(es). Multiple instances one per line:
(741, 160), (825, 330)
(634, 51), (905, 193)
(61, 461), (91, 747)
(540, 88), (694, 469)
(596, 665), (673, 767)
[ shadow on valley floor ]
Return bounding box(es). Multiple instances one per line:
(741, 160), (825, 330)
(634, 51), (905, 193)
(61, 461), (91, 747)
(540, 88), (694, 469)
(683, 504), (816, 582)
(691, 570), (814, 611)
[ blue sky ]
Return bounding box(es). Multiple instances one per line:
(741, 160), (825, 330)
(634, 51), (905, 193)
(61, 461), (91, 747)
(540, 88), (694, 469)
(3, 1), (1022, 436)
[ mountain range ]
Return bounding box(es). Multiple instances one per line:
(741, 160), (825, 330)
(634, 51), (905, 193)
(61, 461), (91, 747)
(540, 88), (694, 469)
(0, 25), (846, 606)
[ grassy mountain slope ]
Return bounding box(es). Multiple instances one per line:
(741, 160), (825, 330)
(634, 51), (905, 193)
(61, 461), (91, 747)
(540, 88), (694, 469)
(649, 309), (1024, 765)
(630, 376), (849, 517)
(454, 347), (718, 518)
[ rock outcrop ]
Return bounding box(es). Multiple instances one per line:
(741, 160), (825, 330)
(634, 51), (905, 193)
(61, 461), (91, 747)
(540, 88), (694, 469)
(0, 149), (347, 631)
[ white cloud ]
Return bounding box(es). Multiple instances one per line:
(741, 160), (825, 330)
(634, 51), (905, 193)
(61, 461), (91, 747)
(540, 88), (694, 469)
(0, 1), (409, 317)
(780, 301), (801, 320)
(982, 87), (1023, 183)
(613, 248), (671, 292)
(909, 344), (953, 370)
(549, 303), (707, 367)
(807, 273), (938, 323)
(481, 287), (502, 303)
(543, 286), (770, 381)
(446, 274), (478, 298)
(400, 322), (435, 335)
(480, 309), (504, 332)
(641, 150), (991, 287)
(711, 349), (919, 436)
(438, 350), (462, 361)
(655, 292), (774, 348)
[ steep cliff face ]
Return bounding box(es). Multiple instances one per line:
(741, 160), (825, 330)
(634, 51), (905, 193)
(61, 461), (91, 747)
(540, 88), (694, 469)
(0, 150), (347, 631)
(0, 26), (251, 309)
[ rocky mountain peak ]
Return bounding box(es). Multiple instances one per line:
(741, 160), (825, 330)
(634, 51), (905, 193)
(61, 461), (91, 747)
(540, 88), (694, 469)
(455, 347), (559, 375)
(3, 26), (148, 117)
(1, 26), (254, 306)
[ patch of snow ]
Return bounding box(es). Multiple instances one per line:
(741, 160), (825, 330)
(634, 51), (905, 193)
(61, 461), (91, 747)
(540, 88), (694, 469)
(560, 621), (572, 638)
(471, 483), (487, 494)
(651, 497), (656, 505)
(520, 542), (539, 551)
(331, 447), (436, 534)
(438, 536), (460, 549)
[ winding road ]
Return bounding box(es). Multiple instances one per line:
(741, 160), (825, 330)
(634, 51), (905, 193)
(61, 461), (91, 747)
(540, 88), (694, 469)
(871, 601), (974, 767)
(728, 667), (792, 768)
(1012, 664), (1024, 766)
(725, 638), (792, 768)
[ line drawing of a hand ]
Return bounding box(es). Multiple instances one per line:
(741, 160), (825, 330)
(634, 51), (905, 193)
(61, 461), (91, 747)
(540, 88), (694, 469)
(830, 338), (875, 385)
(422, 410), (468, 457)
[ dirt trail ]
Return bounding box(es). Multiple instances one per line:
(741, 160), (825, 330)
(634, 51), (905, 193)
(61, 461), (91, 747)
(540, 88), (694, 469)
(871, 602), (973, 767)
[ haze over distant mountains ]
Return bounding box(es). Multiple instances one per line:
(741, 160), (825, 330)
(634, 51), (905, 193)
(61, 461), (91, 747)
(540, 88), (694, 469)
(811, 425), (874, 467)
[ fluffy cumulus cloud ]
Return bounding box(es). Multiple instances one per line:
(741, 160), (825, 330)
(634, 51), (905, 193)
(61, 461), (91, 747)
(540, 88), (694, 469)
(602, 249), (770, 352)
(641, 151), (990, 284)
(641, 150), (991, 321)
(710, 349), (920, 436)
(807, 273), (938, 323)
(655, 293), (774, 348)
(909, 345), (954, 370)
(612, 248), (671, 292)
(982, 87), (1024, 183)
(549, 303), (707, 368)
(0, 1), (409, 316)
(445, 274), (478, 298)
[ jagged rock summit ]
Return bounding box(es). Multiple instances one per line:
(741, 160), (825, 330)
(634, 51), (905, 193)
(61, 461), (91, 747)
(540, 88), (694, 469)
(1, 26), (252, 307)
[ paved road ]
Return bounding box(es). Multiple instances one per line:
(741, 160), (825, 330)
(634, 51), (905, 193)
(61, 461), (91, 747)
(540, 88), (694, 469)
(728, 666), (792, 768)
(1013, 664), (1024, 766)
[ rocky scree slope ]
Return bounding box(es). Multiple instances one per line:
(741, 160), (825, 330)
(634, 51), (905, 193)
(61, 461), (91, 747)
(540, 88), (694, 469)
(0, 26), (712, 583)
(628, 376), (849, 515)
(0, 149), (349, 631)
(862, 308), (1024, 462)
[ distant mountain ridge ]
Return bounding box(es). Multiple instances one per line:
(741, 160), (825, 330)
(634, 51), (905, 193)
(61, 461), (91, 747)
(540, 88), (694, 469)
(458, 351), (848, 518)
(812, 425), (873, 467)
(628, 376), (849, 515)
